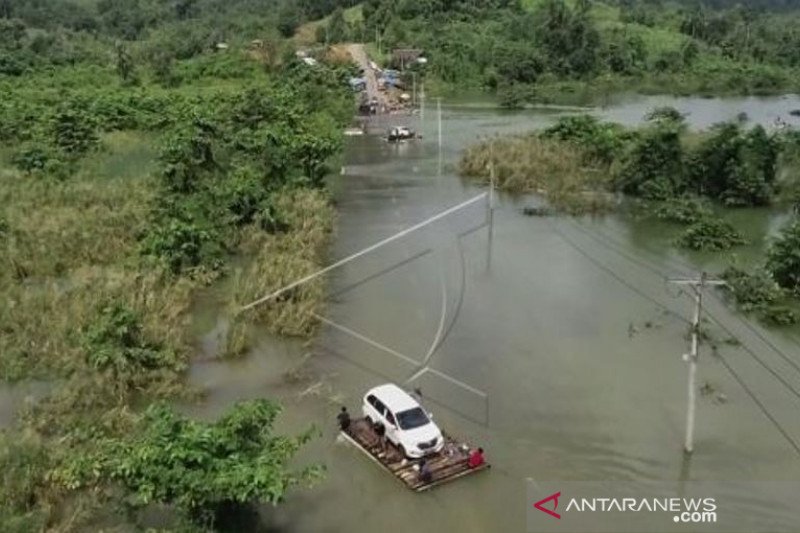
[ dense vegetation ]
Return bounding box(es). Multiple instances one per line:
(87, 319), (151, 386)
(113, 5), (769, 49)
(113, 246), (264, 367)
(461, 110), (800, 322)
(338, 0), (800, 102)
(0, 0), (355, 530)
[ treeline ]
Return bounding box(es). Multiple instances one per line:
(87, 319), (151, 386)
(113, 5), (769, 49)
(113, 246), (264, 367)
(0, 0), (359, 76)
(355, 0), (800, 100)
(461, 111), (800, 323)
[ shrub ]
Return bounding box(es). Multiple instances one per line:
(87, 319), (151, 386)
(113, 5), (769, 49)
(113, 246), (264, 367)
(50, 107), (100, 157)
(11, 142), (57, 174)
(158, 117), (219, 193)
(766, 219), (800, 295)
(721, 267), (785, 314)
(541, 114), (629, 164)
(675, 217), (746, 251)
(140, 215), (224, 274)
(56, 401), (323, 527)
(688, 123), (779, 206)
(84, 303), (178, 376)
(763, 305), (799, 326)
(615, 121), (685, 200)
(655, 196), (712, 225)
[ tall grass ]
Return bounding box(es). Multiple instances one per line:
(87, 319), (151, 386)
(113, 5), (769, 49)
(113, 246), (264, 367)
(230, 188), (335, 341)
(0, 139), (194, 382)
(459, 135), (615, 213)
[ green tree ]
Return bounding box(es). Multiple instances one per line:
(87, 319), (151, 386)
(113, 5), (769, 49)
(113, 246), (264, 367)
(616, 122), (685, 199)
(722, 125), (778, 206)
(83, 303), (180, 390)
(767, 219), (800, 294)
(57, 400), (323, 527)
(51, 107), (99, 157)
(688, 123), (778, 206)
(326, 7), (349, 44)
(278, 4), (301, 38)
(115, 41), (137, 84)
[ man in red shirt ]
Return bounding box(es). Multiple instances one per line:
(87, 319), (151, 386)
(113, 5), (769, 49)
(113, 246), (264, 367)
(467, 447), (485, 468)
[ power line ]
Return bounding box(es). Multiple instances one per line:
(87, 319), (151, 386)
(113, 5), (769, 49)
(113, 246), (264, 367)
(551, 222), (689, 325)
(716, 350), (800, 458)
(575, 220), (800, 356)
(702, 311), (800, 402)
(568, 219), (690, 279)
(552, 219), (800, 458)
(571, 219), (800, 381)
(239, 193), (488, 311)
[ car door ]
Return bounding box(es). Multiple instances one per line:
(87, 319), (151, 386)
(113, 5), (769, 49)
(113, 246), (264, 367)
(364, 394), (382, 424)
(384, 409), (400, 445)
(366, 395), (387, 427)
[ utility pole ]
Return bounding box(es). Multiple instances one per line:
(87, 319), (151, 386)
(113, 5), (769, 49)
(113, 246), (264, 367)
(668, 272), (726, 454)
(420, 81), (425, 125)
(437, 98), (442, 151)
(437, 98), (443, 177)
(486, 145), (495, 272)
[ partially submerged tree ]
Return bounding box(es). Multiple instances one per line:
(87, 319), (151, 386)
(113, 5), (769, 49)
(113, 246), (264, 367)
(767, 219), (800, 295)
(55, 400), (323, 527)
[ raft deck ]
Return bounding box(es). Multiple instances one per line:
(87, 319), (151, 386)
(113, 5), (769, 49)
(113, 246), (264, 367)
(341, 417), (489, 492)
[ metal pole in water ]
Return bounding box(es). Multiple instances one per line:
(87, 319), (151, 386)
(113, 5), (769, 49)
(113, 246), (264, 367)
(420, 82), (425, 130)
(437, 98), (442, 151)
(486, 149), (495, 272)
(668, 272), (726, 454)
(437, 98), (443, 177)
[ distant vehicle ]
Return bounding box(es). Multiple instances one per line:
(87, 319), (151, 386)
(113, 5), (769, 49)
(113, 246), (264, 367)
(362, 383), (444, 458)
(387, 126), (415, 142)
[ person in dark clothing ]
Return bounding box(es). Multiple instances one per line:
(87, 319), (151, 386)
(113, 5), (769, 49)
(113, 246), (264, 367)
(337, 406), (351, 431)
(374, 422), (387, 453)
(418, 458), (432, 483)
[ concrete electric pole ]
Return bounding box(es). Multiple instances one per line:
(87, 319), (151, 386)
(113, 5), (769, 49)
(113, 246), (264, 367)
(668, 272), (726, 454)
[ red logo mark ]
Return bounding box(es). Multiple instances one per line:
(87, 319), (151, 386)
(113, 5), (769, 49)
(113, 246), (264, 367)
(533, 491), (562, 519)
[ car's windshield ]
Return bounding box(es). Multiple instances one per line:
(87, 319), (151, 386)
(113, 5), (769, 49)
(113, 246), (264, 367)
(396, 407), (430, 430)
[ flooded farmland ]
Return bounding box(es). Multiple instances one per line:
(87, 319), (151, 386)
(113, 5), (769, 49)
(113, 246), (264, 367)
(184, 94), (800, 532)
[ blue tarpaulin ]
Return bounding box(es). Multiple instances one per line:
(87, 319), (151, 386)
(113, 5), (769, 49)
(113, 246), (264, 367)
(349, 77), (366, 91)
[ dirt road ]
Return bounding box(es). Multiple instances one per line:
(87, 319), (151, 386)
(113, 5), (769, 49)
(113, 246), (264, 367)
(347, 43), (387, 112)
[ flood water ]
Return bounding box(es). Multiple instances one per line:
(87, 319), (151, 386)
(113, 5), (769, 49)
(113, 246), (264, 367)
(185, 95), (800, 532)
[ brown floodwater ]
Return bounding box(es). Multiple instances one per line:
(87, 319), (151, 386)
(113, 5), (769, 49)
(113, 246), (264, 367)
(182, 95), (800, 532)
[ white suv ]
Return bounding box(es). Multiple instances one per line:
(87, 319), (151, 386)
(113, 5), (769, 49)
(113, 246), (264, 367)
(362, 383), (444, 458)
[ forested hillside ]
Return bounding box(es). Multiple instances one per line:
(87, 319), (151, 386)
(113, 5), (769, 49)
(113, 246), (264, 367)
(310, 0), (800, 103)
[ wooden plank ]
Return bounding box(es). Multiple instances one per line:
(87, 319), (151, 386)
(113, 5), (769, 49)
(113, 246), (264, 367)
(340, 417), (489, 492)
(414, 463), (490, 492)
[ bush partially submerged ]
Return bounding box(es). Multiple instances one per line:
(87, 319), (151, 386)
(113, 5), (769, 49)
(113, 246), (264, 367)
(53, 400), (323, 528)
(459, 134), (613, 213)
(675, 218), (746, 251)
(722, 267), (784, 313)
(655, 196), (712, 224)
(767, 219), (800, 295)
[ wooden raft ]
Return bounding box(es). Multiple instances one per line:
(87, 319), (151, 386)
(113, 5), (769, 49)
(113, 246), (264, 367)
(341, 417), (489, 492)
